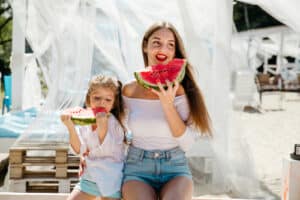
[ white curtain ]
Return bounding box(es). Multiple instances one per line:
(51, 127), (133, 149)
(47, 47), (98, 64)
(11, 0), (276, 198)
(238, 0), (300, 33)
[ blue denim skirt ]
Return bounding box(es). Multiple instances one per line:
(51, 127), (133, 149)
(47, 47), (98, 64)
(122, 146), (192, 191)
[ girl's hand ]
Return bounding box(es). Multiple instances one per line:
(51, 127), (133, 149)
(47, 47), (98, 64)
(60, 113), (74, 128)
(78, 148), (89, 177)
(151, 80), (179, 108)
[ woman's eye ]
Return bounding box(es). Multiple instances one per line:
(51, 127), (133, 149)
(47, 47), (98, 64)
(152, 41), (160, 47)
(168, 43), (175, 49)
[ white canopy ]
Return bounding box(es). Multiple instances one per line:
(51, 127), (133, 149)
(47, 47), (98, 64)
(12, 0), (300, 198)
(238, 0), (300, 33)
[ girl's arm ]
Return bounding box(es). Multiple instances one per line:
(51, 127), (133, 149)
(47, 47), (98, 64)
(60, 114), (81, 154)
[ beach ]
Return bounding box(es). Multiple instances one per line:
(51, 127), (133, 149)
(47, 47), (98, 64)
(232, 92), (300, 197)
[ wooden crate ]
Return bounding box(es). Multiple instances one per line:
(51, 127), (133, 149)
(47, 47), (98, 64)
(9, 139), (79, 179)
(8, 137), (80, 192)
(8, 177), (79, 193)
(9, 154), (80, 179)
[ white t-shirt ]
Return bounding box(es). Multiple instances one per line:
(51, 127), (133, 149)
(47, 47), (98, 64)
(123, 94), (199, 152)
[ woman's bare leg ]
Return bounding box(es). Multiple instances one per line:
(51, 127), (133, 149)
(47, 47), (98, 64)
(122, 180), (157, 200)
(159, 176), (193, 200)
(66, 189), (97, 200)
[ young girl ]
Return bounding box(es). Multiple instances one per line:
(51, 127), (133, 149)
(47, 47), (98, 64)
(61, 75), (125, 200)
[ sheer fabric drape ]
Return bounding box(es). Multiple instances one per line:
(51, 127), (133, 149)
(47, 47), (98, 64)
(11, 0), (276, 198)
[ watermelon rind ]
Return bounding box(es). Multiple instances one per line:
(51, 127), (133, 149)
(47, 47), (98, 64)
(71, 117), (96, 125)
(71, 112), (111, 126)
(134, 59), (187, 90)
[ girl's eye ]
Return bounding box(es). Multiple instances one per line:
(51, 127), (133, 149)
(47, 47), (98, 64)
(93, 96), (101, 101)
(105, 98), (112, 102)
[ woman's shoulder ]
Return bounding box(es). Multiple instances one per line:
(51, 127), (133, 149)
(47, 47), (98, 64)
(122, 80), (138, 97)
(176, 84), (185, 96)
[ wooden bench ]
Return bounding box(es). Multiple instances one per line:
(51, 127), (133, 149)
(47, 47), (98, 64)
(0, 192), (252, 200)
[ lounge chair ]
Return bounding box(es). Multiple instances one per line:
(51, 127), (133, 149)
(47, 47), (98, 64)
(255, 73), (282, 105)
(2, 75), (12, 114)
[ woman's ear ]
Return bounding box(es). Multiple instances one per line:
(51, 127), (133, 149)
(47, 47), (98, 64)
(142, 41), (148, 53)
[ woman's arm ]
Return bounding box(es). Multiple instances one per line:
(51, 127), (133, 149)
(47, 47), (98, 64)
(151, 81), (186, 137)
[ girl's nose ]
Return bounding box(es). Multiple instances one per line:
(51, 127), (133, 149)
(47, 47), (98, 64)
(100, 100), (106, 106)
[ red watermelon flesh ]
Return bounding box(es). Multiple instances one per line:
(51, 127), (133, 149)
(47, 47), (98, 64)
(134, 58), (186, 90)
(66, 107), (107, 125)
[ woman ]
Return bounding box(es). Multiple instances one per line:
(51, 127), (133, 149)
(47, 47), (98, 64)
(122, 21), (212, 200)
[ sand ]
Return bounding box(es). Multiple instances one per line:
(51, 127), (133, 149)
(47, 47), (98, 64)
(232, 92), (300, 197)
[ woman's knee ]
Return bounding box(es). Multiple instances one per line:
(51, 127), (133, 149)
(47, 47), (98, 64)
(160, 176), (193, 200)
(122, 180), (157, 200)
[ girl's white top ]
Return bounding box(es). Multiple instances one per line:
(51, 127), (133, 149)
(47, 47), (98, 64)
(72, 115), (125, 196)
(123, 94), (199, 152)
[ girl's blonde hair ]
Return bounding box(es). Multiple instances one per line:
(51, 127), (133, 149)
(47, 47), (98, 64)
(85, 75), (125, 131)
(142, 21), (212, 136)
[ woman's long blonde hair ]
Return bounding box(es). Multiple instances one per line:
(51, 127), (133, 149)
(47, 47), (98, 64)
(142, 21), (212, 136)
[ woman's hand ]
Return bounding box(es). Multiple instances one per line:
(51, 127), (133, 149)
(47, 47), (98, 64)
(151, 80), (186, 137)
(151, 80), (179, 108)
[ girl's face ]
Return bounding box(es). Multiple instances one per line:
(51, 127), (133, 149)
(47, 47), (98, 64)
(144, 28), (176, 66)
(89, 86), (115, 112)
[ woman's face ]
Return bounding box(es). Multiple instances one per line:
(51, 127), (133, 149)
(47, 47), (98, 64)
(144, 28), (176, 66)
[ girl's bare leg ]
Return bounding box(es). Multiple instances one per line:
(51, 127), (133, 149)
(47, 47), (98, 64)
(67, 189), (97, 200)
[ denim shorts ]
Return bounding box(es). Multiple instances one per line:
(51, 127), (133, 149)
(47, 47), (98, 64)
(74, 178), (121, 198)
(122, 146), (192, 191)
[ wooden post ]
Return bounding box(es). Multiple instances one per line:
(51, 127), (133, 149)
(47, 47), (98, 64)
(11, 0), (27, 110)
(282, 157), (300, 200)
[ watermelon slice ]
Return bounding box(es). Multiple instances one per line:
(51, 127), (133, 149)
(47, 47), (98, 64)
(134, 58), (187, 90)
(65, 107), (107, 125)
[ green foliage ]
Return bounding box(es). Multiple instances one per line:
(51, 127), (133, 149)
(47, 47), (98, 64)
(0, 0), (12, 79)
(233, 2), (283, 32)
